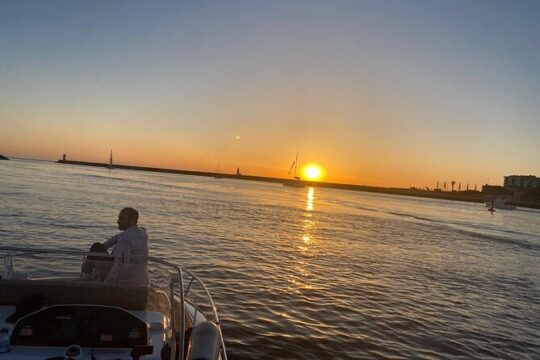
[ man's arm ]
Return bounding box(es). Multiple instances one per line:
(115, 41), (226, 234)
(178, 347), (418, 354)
(103, 234), (119, 249)
(104, 236), (131, 283)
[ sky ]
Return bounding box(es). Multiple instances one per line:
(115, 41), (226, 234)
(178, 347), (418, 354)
(1, 0), (539, 187)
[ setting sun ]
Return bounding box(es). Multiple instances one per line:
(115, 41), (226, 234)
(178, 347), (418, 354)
(303, 164), (324, 181)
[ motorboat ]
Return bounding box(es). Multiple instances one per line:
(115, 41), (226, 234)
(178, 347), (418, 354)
(484, 196), (516, 210)
(0, 246), (227, 360)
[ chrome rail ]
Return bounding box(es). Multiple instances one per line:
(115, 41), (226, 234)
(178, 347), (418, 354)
(180, 269), (228, 360)
(0, 245), (227, 360)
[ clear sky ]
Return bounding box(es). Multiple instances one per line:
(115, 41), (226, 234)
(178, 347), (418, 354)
(1, 1), (539, 187)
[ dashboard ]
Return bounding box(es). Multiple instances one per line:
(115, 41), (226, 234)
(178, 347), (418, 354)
(10, 305), (148, 349)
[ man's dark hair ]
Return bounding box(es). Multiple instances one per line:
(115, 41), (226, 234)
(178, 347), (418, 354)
(122, 207), (139, 222)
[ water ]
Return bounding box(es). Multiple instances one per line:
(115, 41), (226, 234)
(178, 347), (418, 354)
(1, 159), (539, 359)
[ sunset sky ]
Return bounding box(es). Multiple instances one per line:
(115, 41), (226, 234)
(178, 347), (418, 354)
(1, 1), (539, 187)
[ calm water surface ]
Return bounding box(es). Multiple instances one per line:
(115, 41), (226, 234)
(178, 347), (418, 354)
(1, 159), (539, 359)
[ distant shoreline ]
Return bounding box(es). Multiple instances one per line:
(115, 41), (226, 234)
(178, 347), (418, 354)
(54, 158), (540, 210)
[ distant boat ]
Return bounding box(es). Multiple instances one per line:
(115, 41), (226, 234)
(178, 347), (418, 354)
(485, 196), (516, 210)
(214, 162), (223, 179)
(108, 150), (114, 169)
(283, 152), (304, 187)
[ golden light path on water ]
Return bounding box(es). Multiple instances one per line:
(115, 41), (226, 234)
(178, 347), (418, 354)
(289, 187), (317, 293)
(303, 187), (315, 247)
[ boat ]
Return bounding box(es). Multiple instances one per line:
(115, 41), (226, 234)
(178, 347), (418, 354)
(283, 152), (304, 188)
(108, 150), (114, 170)
(484, 196), (516, 210)
(0, 246), (227, 360)
(213, 162), (223, 179)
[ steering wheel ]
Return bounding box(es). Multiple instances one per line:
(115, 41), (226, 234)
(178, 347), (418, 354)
(44, 344), (84, 360)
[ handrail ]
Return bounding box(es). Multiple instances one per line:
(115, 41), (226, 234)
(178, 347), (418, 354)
(181, 269), (228, 360)
(170, 269), (185, 360)
(0, 245), (227, 360)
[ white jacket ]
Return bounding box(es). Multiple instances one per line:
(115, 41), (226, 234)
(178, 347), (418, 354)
(103, 225), (149, 286)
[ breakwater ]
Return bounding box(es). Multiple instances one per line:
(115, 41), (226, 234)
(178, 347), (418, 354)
(57, 159), (539, 209)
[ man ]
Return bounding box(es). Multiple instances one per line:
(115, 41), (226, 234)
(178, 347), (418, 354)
(102, 207), (149, 286)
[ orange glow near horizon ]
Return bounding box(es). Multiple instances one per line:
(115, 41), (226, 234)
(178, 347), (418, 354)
(0, 140), (514, 188)
(1, 2), (539, 190)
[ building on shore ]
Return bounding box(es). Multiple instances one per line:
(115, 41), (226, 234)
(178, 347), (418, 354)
(483, 175), (540, 202)
(504, 175), (540, 188)
(482, 185), (512, 196)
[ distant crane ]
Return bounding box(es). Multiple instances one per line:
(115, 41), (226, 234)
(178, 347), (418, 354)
(451, 180), (456, 192)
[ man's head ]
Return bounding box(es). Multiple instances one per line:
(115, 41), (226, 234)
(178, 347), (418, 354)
(117, 207), (139, 230)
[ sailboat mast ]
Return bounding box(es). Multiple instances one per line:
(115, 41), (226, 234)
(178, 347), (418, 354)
(294, 152), (298, 179)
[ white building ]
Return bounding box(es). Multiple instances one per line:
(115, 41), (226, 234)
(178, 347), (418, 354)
(504, 175), (540, 188)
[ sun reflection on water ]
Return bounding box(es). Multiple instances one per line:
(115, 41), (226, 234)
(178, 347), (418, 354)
(306, 187), (314, 212)
(302, 187), (315, 248)
(288, 187), (319, 293)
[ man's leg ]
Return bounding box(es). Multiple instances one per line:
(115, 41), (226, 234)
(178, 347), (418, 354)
(81, 242), (109, 278)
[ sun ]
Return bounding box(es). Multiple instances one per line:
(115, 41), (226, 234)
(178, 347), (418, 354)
(302, 164), (324, 181)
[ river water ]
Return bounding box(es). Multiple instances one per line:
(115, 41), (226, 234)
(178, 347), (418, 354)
(0, 159), (539, 359)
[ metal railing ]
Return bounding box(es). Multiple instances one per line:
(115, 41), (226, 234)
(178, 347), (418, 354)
(0, 245), (227, 360)
(180, 269), (227, 360)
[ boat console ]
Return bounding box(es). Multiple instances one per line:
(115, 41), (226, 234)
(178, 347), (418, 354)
(11, 305), (148, 348)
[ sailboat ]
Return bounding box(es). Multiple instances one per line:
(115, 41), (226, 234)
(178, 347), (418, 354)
(283, 152), (304, 187)
(108, 150), (114, 169)
(213, 162), (223, 178)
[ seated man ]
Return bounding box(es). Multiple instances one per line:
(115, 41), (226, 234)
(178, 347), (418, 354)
(102, 207), (149, 286)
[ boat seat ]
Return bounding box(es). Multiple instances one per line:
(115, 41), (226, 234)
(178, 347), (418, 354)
(0, 279), (149, 310)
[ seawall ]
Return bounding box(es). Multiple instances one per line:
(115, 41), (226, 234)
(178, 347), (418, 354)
(56, 159), (539, 209)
